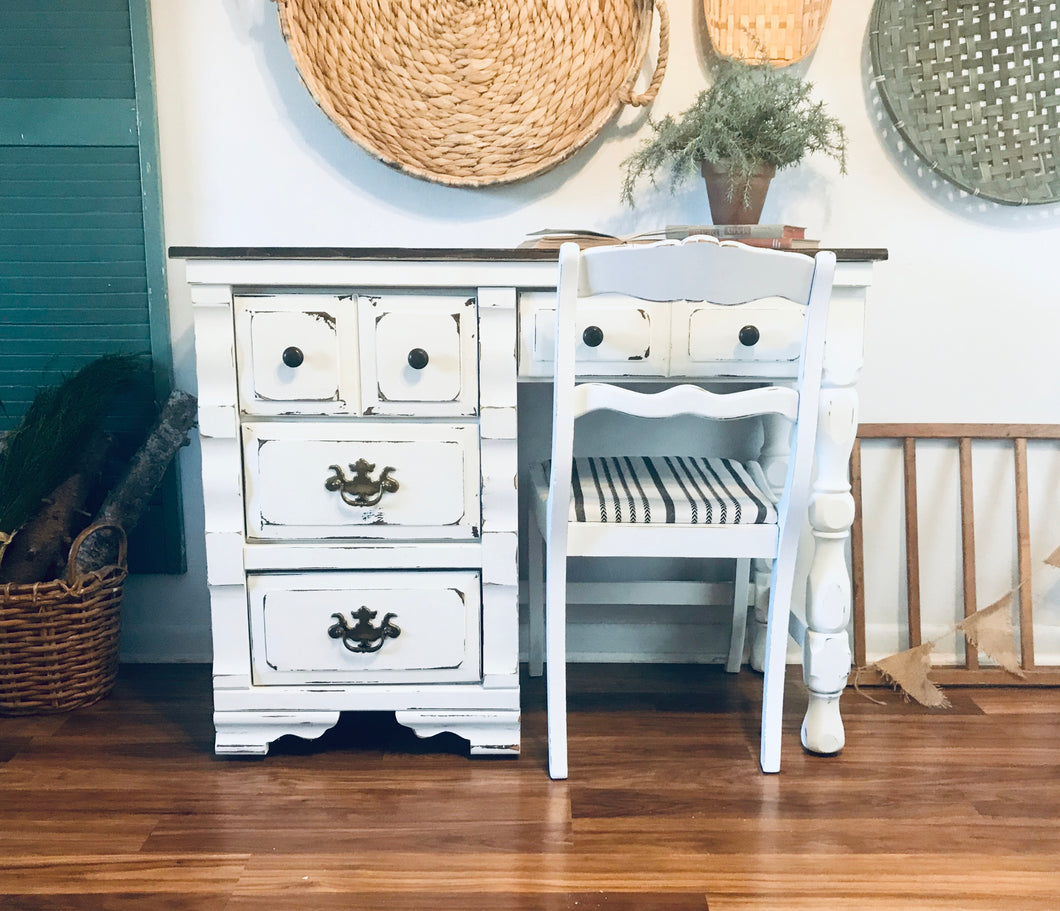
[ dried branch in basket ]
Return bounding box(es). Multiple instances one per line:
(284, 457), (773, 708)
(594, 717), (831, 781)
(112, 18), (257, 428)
(0, 354), (149, 540)
(72, 390), (197, 576)
(0, 431), (112, 584)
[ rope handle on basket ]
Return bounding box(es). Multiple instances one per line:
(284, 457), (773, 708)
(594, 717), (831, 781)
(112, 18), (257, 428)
(65, 522), (128, 588)
(617, 0), (670, 107)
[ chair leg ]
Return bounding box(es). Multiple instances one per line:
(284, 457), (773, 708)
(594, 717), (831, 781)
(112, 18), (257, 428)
(726, 557), (751, 673)
(527, 521), (545, 678)
(759, 553), (797, 774)
(544, 542), (569, 780)
(749, 559), (772, 672)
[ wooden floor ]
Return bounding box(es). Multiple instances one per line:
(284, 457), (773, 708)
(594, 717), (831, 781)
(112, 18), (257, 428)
(1, 664), (1059, 910)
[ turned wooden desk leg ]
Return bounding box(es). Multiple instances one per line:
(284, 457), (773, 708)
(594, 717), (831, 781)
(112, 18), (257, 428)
(802, 385), (857, 755)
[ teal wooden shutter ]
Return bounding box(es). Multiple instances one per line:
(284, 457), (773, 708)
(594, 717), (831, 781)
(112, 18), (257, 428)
(0, 0), (184, 573)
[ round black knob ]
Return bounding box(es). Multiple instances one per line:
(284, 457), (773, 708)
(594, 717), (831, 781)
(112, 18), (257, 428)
(582, 325), (604, 348)
(738, 325), (760, 347)
(407, 347), (429, 370)
(281, 346), (304, 368)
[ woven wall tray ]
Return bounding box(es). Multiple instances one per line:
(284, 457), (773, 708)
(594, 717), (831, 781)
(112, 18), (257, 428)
(870, 0), (1060, 205)
(275, 0), (669, 187)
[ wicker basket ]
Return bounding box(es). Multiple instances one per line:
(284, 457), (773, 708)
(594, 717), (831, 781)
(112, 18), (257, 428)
(275, 0), (669, 186)
(0, 524), (127, 715)
(703, 0), (832, 66)
(870, 0), (1060, 205)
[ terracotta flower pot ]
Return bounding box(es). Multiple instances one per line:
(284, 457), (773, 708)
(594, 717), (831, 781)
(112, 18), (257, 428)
(701, 160), (776, 224)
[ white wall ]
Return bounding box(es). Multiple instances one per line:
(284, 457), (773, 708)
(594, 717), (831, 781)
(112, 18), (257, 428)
(126, 0), (1060, 664)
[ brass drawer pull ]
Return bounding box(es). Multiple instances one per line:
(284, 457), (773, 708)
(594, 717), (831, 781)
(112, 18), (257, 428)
(325, 458), (399, 506)
(328, 607), (401, 653)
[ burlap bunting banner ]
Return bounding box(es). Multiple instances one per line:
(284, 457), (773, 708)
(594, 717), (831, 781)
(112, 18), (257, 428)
(863, 557), (1048, 706)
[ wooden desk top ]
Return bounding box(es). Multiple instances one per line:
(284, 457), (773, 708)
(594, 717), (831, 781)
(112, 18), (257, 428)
(169, 246), (889, 263)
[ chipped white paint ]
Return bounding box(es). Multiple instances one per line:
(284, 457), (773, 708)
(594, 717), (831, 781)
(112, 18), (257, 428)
(185, 255), (544, 756)
(184, 250), (875, 762)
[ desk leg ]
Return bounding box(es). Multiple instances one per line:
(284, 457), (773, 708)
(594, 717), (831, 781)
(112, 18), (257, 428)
(802, 385), (857, 755)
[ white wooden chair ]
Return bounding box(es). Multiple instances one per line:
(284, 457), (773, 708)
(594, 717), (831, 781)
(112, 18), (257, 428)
(527, 237), (836, 779)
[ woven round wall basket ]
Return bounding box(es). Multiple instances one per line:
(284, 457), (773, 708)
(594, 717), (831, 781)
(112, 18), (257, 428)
(0, 524), (127, 715)
(703, 0), (832, 66)
(274, 0), (670, 187)
(870, 0), (1060, 205)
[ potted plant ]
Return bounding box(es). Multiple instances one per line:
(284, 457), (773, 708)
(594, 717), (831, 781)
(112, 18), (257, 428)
(620, 58), (847, 223)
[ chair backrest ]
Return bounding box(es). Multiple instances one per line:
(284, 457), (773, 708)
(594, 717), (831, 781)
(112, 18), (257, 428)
(546, 237), (836, 541)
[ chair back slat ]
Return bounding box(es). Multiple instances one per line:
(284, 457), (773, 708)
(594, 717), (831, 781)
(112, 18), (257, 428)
(573, 381), (799, 422)
(577, 237), (817, 304)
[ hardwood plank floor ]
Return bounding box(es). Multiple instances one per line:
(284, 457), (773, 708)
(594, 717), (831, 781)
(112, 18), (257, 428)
(2, 664), (1059, 909)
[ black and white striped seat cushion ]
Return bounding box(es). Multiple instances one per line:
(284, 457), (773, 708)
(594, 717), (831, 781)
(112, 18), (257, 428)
(559, 456), (777, 525)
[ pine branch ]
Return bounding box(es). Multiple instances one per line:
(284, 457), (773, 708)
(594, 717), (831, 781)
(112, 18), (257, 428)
(0, 354), (149, 535)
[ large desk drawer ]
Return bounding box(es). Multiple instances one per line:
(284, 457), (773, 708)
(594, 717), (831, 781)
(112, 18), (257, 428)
(248, 570), (481, 685)
(243, 422), (480, 540)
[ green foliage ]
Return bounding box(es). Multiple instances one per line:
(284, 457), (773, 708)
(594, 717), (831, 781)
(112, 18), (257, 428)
(0, 354), (150, 535)
(620, 59), (848, 208)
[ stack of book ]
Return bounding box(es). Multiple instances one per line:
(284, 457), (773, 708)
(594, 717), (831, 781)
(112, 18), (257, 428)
(521, 225), (819, 251)
(664, 224), (818, 250)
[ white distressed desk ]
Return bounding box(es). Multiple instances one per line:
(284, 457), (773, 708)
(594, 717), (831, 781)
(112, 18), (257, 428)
(172, 246), (886, 759)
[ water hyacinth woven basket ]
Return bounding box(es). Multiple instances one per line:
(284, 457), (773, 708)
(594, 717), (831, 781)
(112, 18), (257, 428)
(274, 0), (669, 186)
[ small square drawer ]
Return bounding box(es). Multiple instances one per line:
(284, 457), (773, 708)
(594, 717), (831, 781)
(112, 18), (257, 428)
(518, 291), (669, 376)
(243, 422), (480, 540)
(358, 295), (478, 416)
(235, 295), (360, 416)
(248, 570), (481, 685)
(671, 298), (806, 376)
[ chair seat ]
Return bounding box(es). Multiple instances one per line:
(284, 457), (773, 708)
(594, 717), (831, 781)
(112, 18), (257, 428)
(546, 456), (777, 525)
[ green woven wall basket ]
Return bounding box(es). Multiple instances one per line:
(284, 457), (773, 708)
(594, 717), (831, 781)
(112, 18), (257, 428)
(870, 0), (1060, 205)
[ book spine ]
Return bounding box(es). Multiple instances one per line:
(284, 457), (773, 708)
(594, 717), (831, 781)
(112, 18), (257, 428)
(727, 238), (821, 250)
(667, 224), (805, 240)
(728, 237), (784, 249)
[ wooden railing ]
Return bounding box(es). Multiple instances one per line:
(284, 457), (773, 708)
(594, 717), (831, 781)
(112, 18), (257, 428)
(851, 423), (1060, 685)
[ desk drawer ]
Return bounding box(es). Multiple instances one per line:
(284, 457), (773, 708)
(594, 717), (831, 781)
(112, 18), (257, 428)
(248, 570), (481, 684)
(237, 295), (358, 415)
(243, 422), (480, 540)
(519, 291), (669, 376)
(671, 298), (806, 375)
(359, 295), (478, 416)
